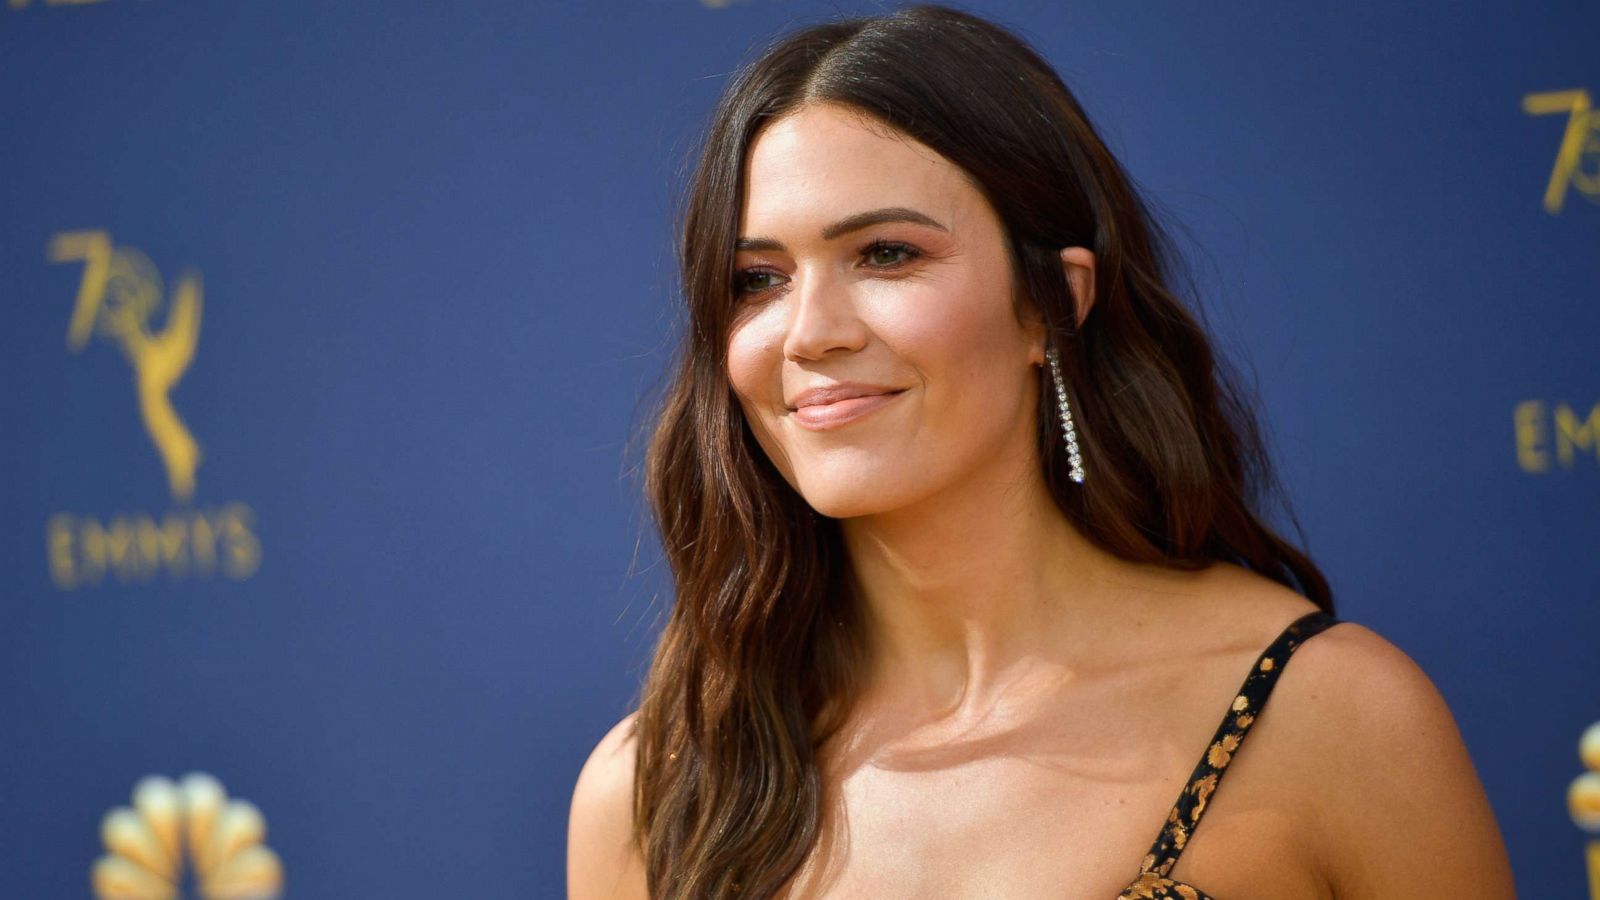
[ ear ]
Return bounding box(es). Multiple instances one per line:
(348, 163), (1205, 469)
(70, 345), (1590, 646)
(1024, 246), (1097, 367)
(1060, 246), (1096, 329)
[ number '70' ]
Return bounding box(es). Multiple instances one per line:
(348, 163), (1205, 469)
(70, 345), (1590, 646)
(1523, 89), (1600, 214)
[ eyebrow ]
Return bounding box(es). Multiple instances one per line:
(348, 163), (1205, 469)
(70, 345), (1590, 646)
(735, 206), (948, 252)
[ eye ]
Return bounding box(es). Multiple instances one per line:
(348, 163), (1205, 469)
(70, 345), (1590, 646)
(862, 239), (921, 268)
(732, 268), (784, 298)
(730, 240), (924, 299)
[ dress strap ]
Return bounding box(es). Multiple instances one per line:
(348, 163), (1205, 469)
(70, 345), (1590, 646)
(1136, 609), (1342, 879)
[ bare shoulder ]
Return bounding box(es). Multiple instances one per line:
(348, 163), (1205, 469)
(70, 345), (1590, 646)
(1267, 618), (1518, 899)
(567, 711), (649, 900)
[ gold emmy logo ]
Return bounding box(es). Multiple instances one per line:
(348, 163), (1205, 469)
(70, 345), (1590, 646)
(52, 230), (203, 501)
(1523, 88), (1600, 214)
(1513, 399), (1600, 473)
(91, 772), (284, 900)
(1569, 722), (1600, 899)
(43, 229), (261, 590)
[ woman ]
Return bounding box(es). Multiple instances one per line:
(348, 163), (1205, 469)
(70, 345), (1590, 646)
(569, 5), (1514, 898)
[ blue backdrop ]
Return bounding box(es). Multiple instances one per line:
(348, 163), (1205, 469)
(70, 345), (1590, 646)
(2, 1), (1596, 896)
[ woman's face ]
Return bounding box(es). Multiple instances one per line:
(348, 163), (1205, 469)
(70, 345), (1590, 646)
(726, 102), (1046, 519)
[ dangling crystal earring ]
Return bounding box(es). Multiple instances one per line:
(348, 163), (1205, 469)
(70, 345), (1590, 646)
(1045, 345), (1085, 484)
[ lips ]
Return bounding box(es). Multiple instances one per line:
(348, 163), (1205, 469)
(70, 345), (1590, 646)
(790, 388), (907, 430)
(788, 383), (906, 410)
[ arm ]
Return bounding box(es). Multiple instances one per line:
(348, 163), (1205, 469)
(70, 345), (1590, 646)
(568, 712), (650, 900)
(1287, 623), (1517, 899)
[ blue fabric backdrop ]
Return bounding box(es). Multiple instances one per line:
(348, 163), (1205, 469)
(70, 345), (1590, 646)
(2, 0), (1596, 896)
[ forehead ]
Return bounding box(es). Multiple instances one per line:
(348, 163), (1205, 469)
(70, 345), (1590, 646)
(739, 103), (977, 233)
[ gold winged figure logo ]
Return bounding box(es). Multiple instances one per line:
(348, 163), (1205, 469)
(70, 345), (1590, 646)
(50, 230), (203, 501)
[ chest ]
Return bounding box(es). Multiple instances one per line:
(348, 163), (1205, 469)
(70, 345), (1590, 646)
(775, 688), (1331, 899)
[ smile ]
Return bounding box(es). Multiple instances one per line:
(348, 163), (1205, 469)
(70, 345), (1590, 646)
(791, 389), (907, 431)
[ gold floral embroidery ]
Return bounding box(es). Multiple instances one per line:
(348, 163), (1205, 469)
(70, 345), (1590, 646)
(1230, 694), (1249, 712)
(1259, 656), (1275, 671)
(1122, 872), (1166, 899)
(1116, 872), (1209, 900)
(1119, 873), (1159, 898)
(1205, 731), (1240, 768)
(1190, 772), (1218, 820)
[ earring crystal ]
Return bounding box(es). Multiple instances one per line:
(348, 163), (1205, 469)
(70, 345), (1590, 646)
(1045, 345), (1085, 484)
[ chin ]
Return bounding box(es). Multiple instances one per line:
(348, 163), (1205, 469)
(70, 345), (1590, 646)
(799, 495), (883, 520)
(790, 473), (920, 520)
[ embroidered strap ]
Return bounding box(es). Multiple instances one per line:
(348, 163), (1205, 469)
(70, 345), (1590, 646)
(1136, 609), (1342, 879)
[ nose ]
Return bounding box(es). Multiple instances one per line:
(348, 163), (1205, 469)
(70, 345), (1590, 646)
(782, 263), (869, 362)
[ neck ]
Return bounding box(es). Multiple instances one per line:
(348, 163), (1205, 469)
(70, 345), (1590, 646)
(839, 450), (1133, 722)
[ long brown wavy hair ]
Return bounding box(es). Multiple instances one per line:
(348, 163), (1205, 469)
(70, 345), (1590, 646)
(628, 4), (1335, 896)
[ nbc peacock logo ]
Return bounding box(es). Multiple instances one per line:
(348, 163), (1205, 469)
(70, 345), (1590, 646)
(91, 772), (284, 900)
(1570, 721), (1600, 899)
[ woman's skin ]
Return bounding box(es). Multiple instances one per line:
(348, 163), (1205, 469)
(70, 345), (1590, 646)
(568, 102), (1517, 899)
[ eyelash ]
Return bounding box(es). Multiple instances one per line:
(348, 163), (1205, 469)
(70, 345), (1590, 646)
(731, 240), (923, 299)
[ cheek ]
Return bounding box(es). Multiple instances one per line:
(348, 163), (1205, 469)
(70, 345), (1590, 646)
(726, 318), (800, 481)
(729, 313), (796, 470)
(726, 315), (783, 421)
(884, 282), (1023, 411)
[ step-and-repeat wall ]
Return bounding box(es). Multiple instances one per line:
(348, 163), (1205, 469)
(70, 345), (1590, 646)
(2, 1), (1595, 896)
